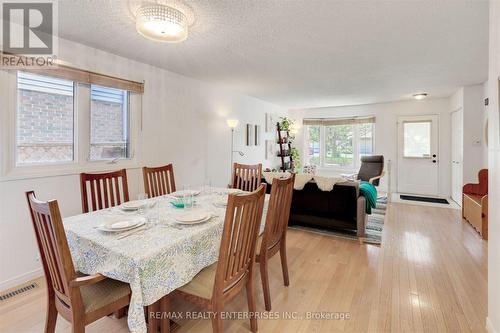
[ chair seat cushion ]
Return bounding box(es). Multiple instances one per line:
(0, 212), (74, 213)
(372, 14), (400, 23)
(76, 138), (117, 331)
(80, 278), (130, 314)
(177, 262), (217, 299)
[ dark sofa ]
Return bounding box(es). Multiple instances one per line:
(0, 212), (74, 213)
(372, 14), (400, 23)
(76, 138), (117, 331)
(264, 179), (367, 237)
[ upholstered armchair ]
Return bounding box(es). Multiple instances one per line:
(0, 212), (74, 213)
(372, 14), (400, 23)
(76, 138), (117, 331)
(357, 155), (385, 186)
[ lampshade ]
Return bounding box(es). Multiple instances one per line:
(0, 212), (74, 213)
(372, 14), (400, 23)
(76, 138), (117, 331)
(136, 5), (188, 42)
(226, 119), (239, 128)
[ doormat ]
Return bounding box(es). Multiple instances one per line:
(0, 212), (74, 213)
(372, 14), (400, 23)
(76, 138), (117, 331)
(400, 195), (449, 204)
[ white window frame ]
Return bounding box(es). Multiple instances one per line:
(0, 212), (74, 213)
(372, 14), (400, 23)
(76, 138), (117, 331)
(303, 121), (376, 172)
(0, 70), (142, 181)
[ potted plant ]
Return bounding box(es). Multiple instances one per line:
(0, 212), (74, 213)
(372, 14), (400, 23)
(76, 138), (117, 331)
(291, 147), (301, 171)
(279, 117), (294, 131)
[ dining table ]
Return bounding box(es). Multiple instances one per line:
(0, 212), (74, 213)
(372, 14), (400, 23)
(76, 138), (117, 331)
(63, 188), (269, 333)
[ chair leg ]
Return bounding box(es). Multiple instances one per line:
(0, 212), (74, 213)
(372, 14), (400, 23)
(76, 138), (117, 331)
(113, 306), (127, 319)
(44, 295), (57, 333)
(259, 259), (272, 311)
(280, 241), (290, 287)
(71, 322), (85, 333)
(211, 303), (224, 333)
(246, 277), (258, 332)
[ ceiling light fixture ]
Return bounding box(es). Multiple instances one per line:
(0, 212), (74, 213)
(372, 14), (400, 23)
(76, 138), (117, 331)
(136, 4), (188, 42)
(413, 93), (428, 100)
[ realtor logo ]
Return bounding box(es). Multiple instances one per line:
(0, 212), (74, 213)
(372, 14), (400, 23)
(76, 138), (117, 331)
(1, 0), (57, 68)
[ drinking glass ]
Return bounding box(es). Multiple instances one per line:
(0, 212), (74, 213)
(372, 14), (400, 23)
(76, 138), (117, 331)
(183, 185), (194, 209)
(137, 193), (148, 215)
(147, 197), (160, 224)
(203, 179), (212, 195)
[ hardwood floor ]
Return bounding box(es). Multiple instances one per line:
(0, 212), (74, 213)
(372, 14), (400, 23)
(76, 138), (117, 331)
(0, 202), (488, 333)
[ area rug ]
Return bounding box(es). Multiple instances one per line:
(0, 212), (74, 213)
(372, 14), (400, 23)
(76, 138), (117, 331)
(289, 196), (387, 245)
(363, 196), (388, 244)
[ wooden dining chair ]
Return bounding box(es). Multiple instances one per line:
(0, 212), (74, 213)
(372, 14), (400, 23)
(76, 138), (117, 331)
(255, 174), (295, 311)
(172, 184), (267, 333)
(142, 163), (176, 198)
(26, 191), (131, 333)
(231, 163), (262, 192)
(80, 169), (129, 213)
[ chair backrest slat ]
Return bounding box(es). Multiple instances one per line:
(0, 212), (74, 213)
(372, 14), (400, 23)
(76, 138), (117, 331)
(232, 163), (262, 192)
(143, 164), (176, 198)
(261, 174), (295, 254)
(26, 191), (77, 306)
(80, 169), (129, 213)
(215, 184), (266, 295)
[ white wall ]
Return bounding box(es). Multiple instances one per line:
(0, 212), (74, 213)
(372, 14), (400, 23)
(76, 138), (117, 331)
(449, 84), (487, 184)
(487, 1), (500, 332)
(290, 98), (451, 196)
(0, 38), (286, 290)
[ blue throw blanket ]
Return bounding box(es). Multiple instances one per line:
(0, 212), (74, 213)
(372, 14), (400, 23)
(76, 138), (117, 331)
(359, 181), (377, 214)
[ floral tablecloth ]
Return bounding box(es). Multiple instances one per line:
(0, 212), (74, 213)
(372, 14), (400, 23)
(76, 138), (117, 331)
(63, 189), (268, 333)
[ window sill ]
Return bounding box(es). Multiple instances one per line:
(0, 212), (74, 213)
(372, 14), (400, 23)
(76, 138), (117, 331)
(0, 159), (142, 182)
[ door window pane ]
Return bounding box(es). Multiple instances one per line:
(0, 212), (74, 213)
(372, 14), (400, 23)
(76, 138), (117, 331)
(403, 121), (431, 157)
(305, 125), (320, 165)
(90, 85), (130, 160)
(324, 124), (353, 166)
(16, 72), (74, 165)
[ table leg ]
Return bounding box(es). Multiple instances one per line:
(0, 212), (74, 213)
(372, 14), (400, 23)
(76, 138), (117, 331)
(160, 296), (170, 333)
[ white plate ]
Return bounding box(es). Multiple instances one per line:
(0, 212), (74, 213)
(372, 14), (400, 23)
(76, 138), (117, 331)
(120, 200), (148, 211)
(213, 198), (228, 207)
(172, 190), (201, 198)
(174, 215), (212, 225)
(173, 210), (210, 223)
(97, 217), (146, 232)
(225, 189), (243, 194)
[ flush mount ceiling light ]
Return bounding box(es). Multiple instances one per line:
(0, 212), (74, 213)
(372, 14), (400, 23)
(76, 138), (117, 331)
(136, 4), (189, 42)
(413, 93), (428, 100)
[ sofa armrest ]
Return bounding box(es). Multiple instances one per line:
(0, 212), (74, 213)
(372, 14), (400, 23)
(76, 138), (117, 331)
(356, 196), (367, 237)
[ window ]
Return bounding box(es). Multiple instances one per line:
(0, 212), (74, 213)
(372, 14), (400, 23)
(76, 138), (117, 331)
(403, 121), (431, 158)
(305, 125), (320, 165)
(358, 122), (374, 160)
(303, 117), (375, 169)
(6, 69), (143, 177)
(90, 85), (130, 160)
(16, 72), (75, 165)
(324, 124), (354, 167)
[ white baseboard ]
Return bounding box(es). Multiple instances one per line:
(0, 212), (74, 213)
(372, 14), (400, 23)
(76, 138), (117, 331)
(0, 268), (44, 293)
(487, 317), (498, 333)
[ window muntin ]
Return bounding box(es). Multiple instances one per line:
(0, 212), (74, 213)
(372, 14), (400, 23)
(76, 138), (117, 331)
(403, 121), (431, 158)
(304, 121), (374, 169)
(16, 71), (75, 165)
(90, 85), (130, 161)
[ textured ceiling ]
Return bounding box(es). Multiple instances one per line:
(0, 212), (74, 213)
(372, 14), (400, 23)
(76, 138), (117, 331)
(58, 0), (489, 108)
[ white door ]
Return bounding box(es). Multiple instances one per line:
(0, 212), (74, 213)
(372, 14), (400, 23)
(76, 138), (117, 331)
(451, 109), (463, 205)
(397, 115), (439, 196)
